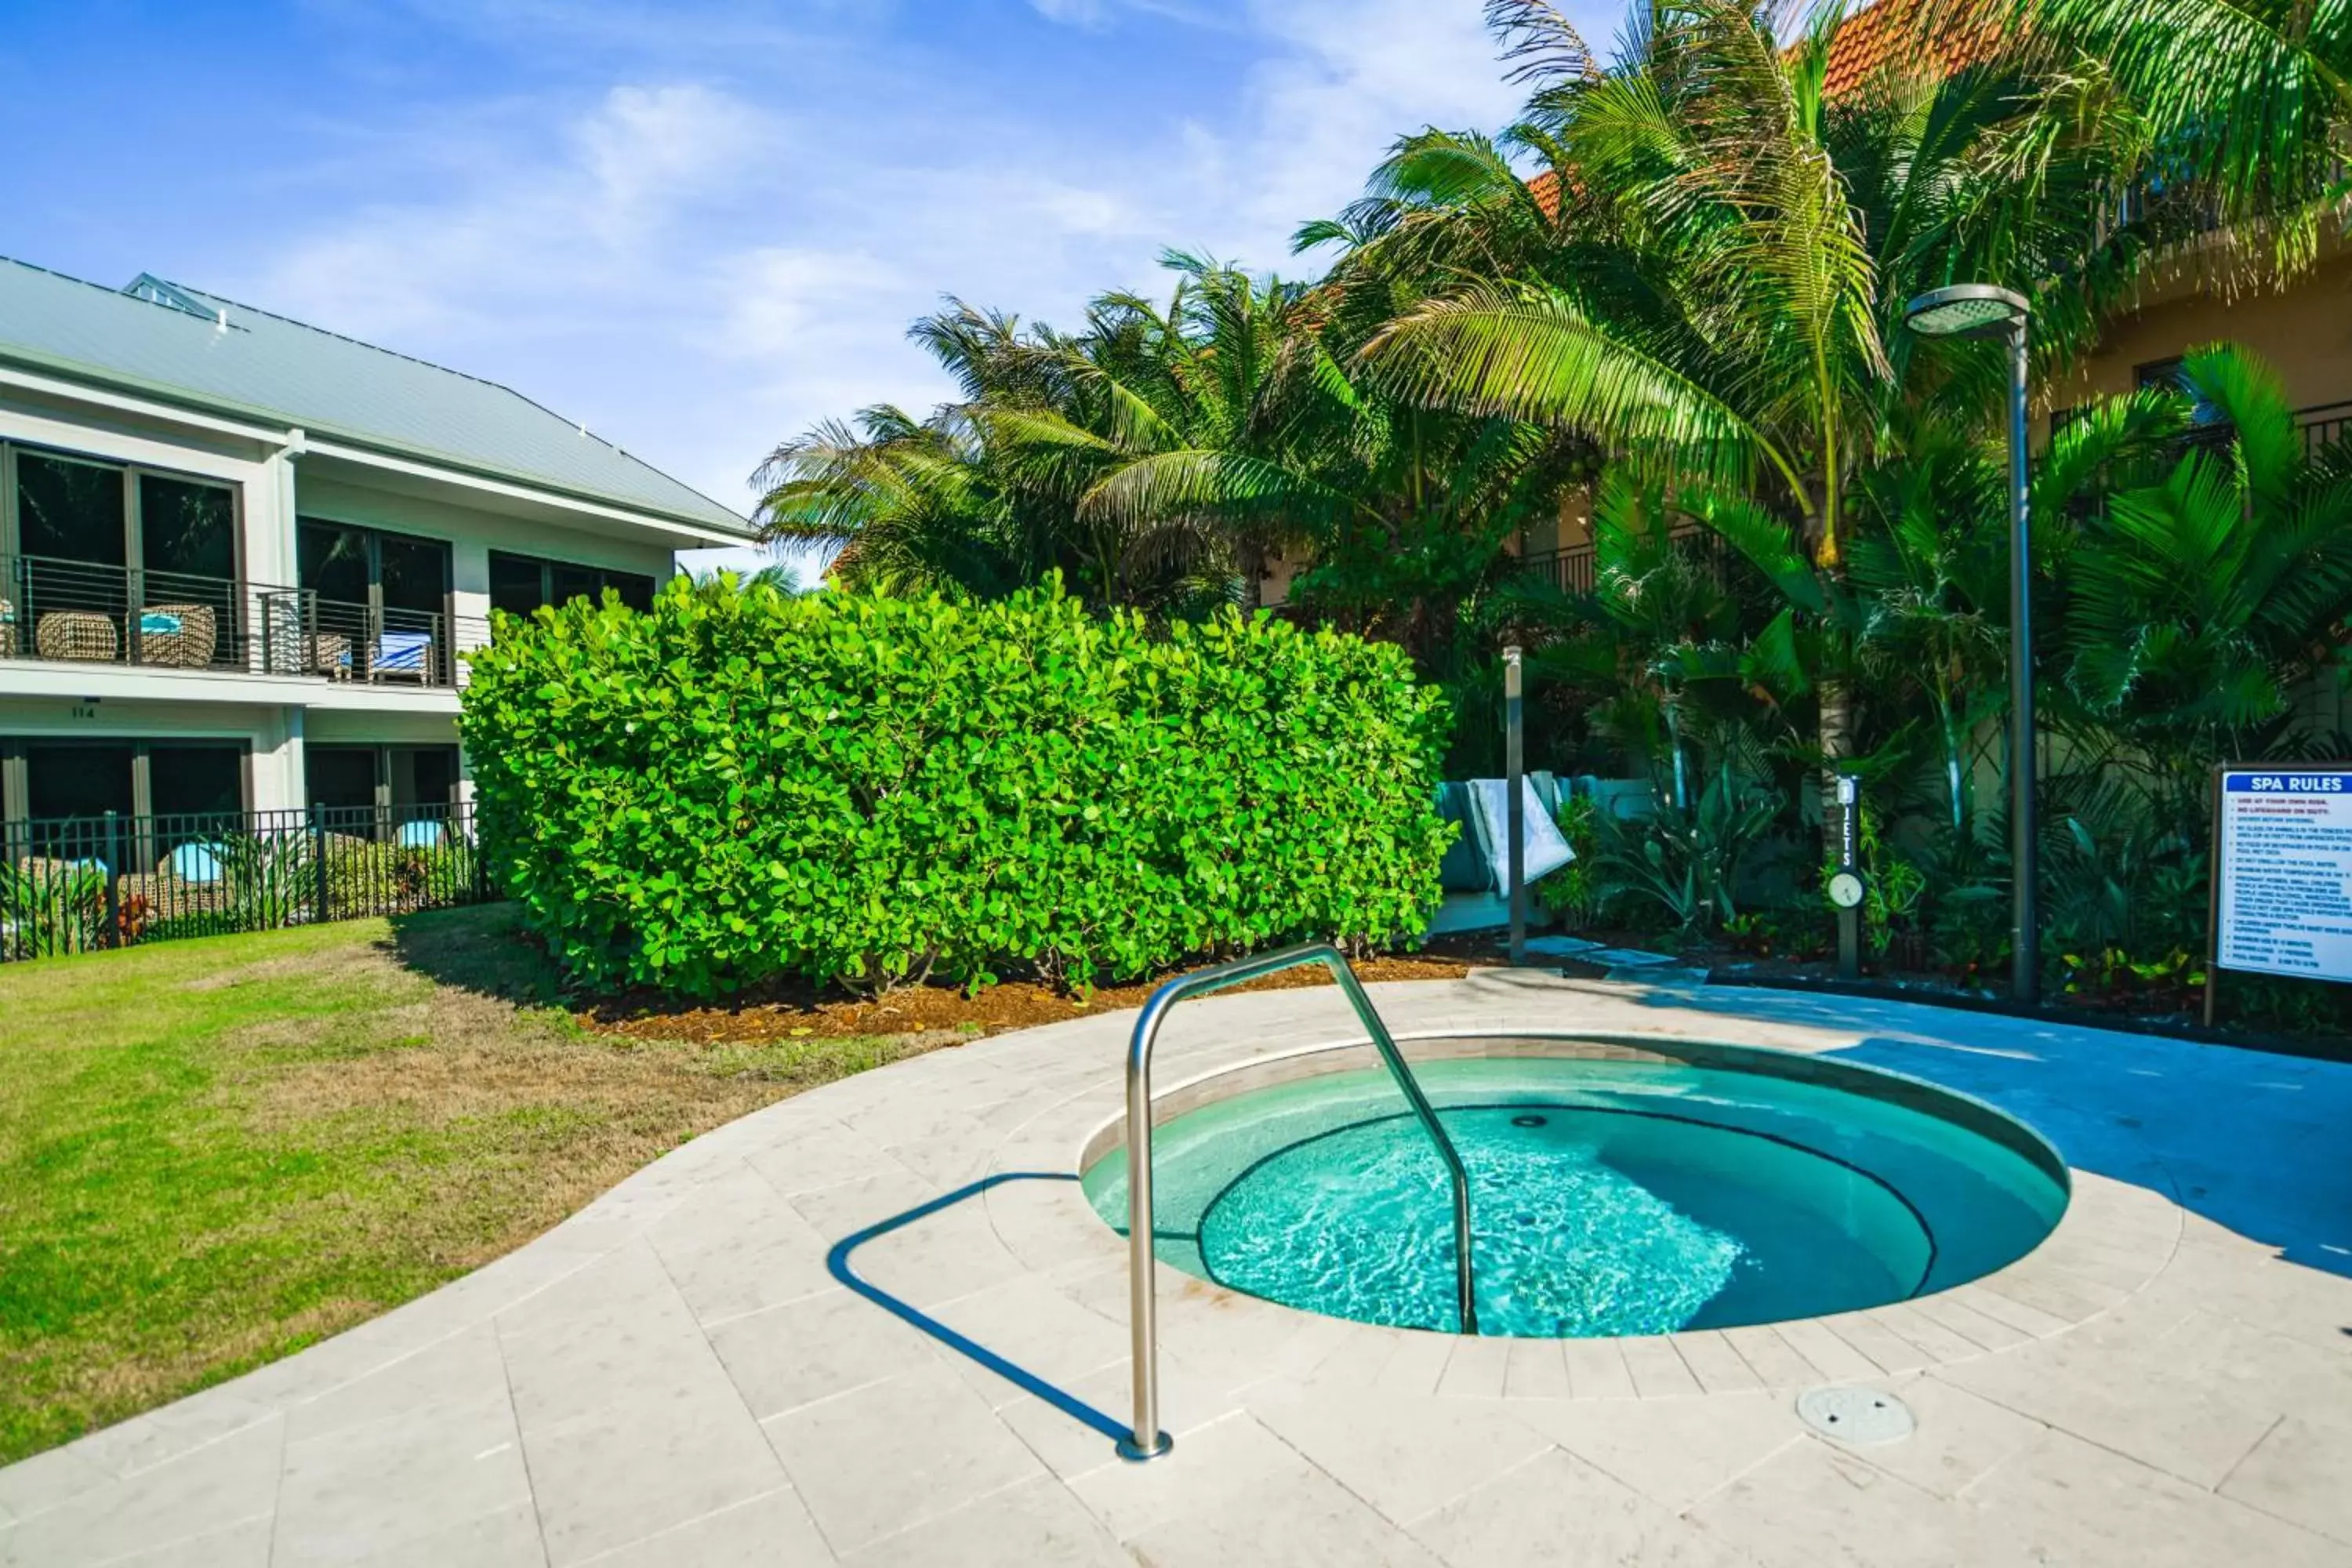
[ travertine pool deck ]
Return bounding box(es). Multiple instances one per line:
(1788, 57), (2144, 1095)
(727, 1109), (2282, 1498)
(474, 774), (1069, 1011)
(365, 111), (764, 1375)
(5, 971), (2350, 1566)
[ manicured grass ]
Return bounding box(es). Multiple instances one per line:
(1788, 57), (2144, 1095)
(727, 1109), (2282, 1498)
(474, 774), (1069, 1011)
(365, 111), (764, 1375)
(0, 906), (927, 1465)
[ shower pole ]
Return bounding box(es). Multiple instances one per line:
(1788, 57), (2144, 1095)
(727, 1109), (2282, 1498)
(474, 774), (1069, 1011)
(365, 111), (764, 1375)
(1505, 644), (1526, 965)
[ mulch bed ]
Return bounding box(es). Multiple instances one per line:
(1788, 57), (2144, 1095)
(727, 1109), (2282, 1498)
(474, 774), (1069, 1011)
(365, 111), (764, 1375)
(583, 946), (1500, 1046)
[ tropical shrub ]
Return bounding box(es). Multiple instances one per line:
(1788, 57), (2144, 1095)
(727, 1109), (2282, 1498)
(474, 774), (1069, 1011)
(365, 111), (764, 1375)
(461, 578), (1454, 996)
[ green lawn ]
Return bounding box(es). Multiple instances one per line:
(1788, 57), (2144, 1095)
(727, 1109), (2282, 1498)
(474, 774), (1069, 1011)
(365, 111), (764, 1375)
(0, 906), (924, 1465)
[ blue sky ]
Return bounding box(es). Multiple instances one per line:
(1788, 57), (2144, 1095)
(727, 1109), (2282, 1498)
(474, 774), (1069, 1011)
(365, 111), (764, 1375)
(2, 1), (1593, 577)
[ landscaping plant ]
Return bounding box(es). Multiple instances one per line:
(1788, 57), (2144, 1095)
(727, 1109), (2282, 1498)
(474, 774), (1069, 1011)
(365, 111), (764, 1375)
(462, 576), (1454, 997)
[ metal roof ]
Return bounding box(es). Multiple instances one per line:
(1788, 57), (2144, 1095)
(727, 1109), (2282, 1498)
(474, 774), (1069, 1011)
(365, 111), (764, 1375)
(0, 256), (752, 535)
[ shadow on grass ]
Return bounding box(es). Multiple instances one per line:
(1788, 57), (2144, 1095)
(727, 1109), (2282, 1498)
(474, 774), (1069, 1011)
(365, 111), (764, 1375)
(382, 902), (575, 1008)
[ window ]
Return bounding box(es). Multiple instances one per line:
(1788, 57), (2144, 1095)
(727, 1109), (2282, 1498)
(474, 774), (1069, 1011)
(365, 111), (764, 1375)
(2, 738), (249, 858)
(2, 445), (243, 666)
(307, 743), (460, 823)
(488, 550), (657, 617)
(298, 520), (453, 681)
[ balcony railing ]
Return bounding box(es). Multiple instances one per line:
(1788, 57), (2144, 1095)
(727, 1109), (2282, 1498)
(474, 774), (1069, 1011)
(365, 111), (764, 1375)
(0, 554), (491, 688)
(2050, 400), (2352, 460)
(1518, 525), (1723, 597)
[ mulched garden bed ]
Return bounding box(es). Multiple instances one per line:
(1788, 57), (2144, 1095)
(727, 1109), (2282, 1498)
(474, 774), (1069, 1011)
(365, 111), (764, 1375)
(583, 942), (1503, 1046)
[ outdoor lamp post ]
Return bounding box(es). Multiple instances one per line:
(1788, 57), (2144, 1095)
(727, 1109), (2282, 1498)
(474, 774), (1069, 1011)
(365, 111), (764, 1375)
(1903, 283), (2038, 1004)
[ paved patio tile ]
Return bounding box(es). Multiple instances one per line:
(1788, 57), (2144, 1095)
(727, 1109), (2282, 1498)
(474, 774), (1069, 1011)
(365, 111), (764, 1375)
(2220, 1410), (2352, 1546)
(4, 975), (2348, 1566)
(1430, 1336), (1509, 1399)
(841, 1476), (1127, 1566)
(1933, 1306), (2312, 1488)
(763, 1360), (1045, 1555)
(1835, 1374), (2045, 1498)
(523, 1379), (791, 1566)
(0, 1415), (285, 1568)
(1684, 1435), (2016, 1568)
(1076, 1414), (1444, 1568)
(271, 1389), (531, 1564)
(1671, 1330), (1766, 1394)
(647, 1163), (843, 1327)
(578, 1486), (835, 1566)
(1618, 1335), (1703, 1396)
(1250, 1392), (1551, 1526)
(1965, 1427), (2343, 1566)
(1508, 1388), (1802, 1512)
(329, 1499), (546, 1568)
(1712, 1325), (1820, 1388)
(0, 1439), (116, 1525)
(1408, 1446), (1756, 1567)
(919, 1272), (1133, 1409)
(1499, 1338), (1570, 1399)
(1559, 1336), (1638, 1398)
(706, 1286), (942, 1420)
(743, 1118), (913, 1200)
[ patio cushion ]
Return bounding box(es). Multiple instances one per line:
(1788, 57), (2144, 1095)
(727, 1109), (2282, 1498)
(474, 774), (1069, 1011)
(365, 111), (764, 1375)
(372, 630), (433, 676)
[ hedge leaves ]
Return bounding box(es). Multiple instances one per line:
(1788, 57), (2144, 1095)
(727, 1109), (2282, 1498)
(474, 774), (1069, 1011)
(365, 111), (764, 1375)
(460, 578), (1452, 996)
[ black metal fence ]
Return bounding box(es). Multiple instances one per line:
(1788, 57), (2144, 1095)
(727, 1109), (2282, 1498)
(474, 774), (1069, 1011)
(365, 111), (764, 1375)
(0, 803), (489, 961)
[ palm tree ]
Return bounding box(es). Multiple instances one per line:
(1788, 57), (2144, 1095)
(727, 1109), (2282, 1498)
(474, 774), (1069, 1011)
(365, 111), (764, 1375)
(1327, 0), (2147, 836)
(752, 402), (1058, 601)
(2056, 345), (2352, 800)
(2019, 0), (2352, 260)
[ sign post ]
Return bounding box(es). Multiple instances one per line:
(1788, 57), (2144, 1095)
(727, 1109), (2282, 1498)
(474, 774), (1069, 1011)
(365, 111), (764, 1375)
(2208, 764), (2352, 1025)
(1828, 773), (1867, 980)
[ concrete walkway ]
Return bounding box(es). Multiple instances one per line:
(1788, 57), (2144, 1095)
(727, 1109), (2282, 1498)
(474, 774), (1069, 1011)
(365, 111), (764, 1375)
(4, 971), (2349, 1566)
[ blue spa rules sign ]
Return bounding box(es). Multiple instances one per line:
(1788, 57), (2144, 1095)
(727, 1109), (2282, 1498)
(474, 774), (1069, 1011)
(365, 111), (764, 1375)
(2215, 769), (2352, 983)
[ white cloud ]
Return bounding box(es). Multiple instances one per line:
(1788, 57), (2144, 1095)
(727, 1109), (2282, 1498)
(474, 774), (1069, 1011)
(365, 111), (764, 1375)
(224, 1), (1578, 530)
(1029, 0), (1111, 25)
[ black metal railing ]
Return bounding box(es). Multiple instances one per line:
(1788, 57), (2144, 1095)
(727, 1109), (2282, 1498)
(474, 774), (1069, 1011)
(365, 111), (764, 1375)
(0, 554), (492, 687)
(1519, 525), (1723, 597)
(0, 802), (488, 961)
(2300, 400), (2352, 457)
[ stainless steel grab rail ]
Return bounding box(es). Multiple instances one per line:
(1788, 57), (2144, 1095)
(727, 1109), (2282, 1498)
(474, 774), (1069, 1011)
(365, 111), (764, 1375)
(1119, 941), (1478, 1461)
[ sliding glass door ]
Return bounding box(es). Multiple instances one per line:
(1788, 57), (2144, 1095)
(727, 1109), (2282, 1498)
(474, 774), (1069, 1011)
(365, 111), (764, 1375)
(297, 521), (452, 682)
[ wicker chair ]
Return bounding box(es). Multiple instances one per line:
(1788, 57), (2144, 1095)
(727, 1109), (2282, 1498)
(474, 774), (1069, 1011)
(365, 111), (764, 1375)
(135, 603), (220, 669)
(308, 633), (354, 680)
(0, 596), (16, 657)
(36, 610), (118, 662)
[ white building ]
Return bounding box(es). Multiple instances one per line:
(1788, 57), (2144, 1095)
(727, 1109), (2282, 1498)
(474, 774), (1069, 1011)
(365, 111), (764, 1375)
(0, 258), (753, 829)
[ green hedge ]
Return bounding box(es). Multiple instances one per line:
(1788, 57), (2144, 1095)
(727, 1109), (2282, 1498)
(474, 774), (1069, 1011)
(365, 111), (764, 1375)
(459, 579), (1453, 996)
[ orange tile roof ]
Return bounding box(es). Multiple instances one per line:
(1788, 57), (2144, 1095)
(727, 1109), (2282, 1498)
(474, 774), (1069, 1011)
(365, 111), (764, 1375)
(1820, 0), (2004, 100)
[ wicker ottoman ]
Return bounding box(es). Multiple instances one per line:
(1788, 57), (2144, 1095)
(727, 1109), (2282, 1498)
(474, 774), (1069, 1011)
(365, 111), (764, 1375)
(36, 610), (118, 662)
(136, 604), (220, 668)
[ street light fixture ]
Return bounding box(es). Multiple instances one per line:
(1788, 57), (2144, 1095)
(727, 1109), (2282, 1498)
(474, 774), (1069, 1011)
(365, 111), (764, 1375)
(1904, 283), (2038, 1004)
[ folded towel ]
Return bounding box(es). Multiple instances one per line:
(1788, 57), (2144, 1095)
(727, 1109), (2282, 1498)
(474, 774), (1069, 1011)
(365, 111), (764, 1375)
(138, 612), (184, 636)
(1466, 777), (1575, 893)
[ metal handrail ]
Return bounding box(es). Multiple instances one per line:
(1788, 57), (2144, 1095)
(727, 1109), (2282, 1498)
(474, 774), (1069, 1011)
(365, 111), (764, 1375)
(1118, 940), (1477, 1461)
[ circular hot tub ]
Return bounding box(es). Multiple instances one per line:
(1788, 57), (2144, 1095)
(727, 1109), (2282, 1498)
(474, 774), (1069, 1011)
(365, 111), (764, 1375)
(1080, 1038), (2068, 1338)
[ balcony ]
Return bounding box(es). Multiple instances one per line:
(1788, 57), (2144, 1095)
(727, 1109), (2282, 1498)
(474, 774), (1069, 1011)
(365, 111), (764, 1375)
(1518, 525), (1723, 597)
(0, 554), (490, 688)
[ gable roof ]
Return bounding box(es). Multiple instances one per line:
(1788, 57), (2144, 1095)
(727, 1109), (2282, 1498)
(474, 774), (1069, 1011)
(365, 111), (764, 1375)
(0, 256), (750, 535)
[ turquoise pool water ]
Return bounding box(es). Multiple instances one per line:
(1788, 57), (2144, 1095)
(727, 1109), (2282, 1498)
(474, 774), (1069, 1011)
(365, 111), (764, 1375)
(1082, 1048), (2067, 1338)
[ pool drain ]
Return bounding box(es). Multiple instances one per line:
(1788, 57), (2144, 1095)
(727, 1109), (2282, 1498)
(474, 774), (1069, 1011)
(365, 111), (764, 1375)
(1510, 1114), (1548, 1128)
(1795, 1386), (1915, 1446)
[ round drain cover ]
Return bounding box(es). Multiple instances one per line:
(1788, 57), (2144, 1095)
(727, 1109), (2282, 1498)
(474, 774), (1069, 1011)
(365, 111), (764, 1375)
(1795, 1386), (1915, 1446)
(1510, 1114), (1548, 1128)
